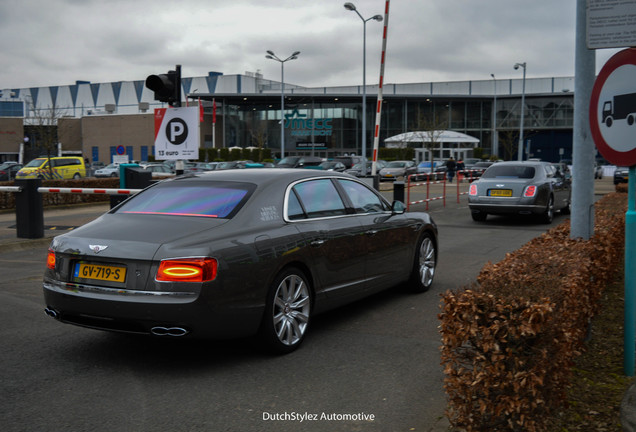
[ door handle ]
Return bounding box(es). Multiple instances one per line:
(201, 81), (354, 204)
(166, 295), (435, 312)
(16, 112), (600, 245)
(310, 239), (326, 247)
(365, 230), (378, 236)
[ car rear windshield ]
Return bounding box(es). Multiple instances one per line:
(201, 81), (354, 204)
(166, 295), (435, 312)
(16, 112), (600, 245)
(115, 181), (254, 218)
(482, 165), (536, 179)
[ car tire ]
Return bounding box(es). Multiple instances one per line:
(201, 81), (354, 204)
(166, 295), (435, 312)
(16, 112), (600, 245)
(471, 210), (487, 222)
(73, 173), (81, 179)
(407, 233), (436, 293)
(259, 267), (312, 354)
(541, 195), (554, 224)
(560, 199), (571, 215)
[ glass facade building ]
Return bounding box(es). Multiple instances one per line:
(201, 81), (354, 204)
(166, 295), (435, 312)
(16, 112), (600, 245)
(1, 73), (578, 164)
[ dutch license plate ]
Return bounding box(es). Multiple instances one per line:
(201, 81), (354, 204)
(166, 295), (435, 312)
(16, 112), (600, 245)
(74, 262), (127, 283)
(489, 189), (513, 197)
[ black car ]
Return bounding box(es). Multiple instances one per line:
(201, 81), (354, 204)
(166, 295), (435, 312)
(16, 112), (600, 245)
(276, 156), (323, 168)
(0, 162), (23, 181)
(43, 169), (438, 353)
(468, 161), (571, 223)
(614, 166), (629, 185)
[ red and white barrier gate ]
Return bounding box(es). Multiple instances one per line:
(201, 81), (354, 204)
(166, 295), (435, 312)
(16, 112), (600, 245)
(37, 187), (142, 196)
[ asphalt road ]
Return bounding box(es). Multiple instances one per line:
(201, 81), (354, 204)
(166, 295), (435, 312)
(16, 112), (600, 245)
(0, 184), (604, 432)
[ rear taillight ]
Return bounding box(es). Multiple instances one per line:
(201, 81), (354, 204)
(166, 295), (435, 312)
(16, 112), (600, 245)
(46, 249), (56, 270)
(524, 185), (537, 197)
(469, 184), (478, 196)
(156, 258), (217, 282)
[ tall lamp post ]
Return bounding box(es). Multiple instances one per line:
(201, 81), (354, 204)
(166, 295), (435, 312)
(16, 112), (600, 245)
(344, 2), (383, 160)
(266, 50), (300, 159)
(491, 73), (497, 158)
(514, 62), (526, 161)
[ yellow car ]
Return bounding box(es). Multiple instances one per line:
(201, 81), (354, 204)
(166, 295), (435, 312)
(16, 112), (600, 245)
(16, 156), (86, 180)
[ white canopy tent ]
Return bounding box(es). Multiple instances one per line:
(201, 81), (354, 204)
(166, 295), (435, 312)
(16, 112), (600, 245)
(384, 130), (480, 163)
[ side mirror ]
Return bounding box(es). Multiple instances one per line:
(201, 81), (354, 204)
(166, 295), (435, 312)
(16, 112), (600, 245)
(391, 200), (406, 214)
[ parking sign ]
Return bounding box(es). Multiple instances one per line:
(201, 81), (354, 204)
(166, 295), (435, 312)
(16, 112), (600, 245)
(153, 106), (200, 160)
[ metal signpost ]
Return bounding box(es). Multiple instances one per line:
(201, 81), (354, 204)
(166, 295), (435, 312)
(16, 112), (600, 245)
(589, 48), (636, 376)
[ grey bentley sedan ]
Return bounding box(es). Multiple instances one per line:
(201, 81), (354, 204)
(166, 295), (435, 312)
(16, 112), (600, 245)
(43, 169), (438, 353)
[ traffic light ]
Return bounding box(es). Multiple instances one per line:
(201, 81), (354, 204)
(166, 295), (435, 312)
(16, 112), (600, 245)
(145, 65), (181, 107)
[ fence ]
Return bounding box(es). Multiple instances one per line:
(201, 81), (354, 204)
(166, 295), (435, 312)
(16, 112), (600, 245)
(404, 169), (482, 211)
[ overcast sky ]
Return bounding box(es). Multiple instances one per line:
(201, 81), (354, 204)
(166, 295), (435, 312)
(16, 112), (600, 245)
(0, 0), (621, 91)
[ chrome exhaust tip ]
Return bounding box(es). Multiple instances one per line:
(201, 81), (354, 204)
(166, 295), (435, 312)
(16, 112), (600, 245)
(44, 307), (59, 319)
(150, 326), (189, 337)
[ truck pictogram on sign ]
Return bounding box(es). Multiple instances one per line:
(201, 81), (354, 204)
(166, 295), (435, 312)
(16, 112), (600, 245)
(602, 92), (636, 127)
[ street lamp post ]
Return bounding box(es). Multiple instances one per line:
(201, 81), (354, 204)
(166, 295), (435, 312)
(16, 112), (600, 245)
(514, 62), (526, 161)
(344, 2), (383, 161)
(491, 73), (497, 158)
(266, 50), (300, 159)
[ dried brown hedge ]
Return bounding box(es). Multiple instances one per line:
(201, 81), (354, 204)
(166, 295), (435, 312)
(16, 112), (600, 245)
(439, 192), (627, 431)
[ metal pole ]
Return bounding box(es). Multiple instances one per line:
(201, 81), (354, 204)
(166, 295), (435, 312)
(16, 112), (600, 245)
(362, 19), (367, 159)
(266, 51), (300, 160)
(625, 166), (636, 376)
(515, 63), (526, 161)
(491, 73), (497, 157)
(281, 61), (285, 159)
(344, 3), (382, 160)
(571, 0), (595, 240)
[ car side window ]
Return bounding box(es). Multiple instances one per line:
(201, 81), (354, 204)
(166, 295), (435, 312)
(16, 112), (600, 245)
(545, 165), (556, 178)
(337, 179), (387, 214)
(291, 179), (346, 219)
(287, 190), (306, 220)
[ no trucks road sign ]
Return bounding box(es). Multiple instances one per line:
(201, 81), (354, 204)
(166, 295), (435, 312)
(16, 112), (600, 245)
(590, 48), (636, 167)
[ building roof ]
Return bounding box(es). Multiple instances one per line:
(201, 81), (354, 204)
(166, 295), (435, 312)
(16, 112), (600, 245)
(384, 130), (480, 144)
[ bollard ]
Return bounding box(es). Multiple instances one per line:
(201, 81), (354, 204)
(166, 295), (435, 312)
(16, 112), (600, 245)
(15, 179), (44, 239)
(393, 181), (405, 203)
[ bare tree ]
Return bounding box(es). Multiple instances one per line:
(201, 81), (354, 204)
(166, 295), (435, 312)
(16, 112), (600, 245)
(412, 111), (448, 177)
(27, 101), (65, 177)
(498, 130), (519, 161)
(248, 122), (268, 161)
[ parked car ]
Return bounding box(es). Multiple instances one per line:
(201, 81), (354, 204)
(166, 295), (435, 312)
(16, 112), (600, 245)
(468, 161), (496, 179)
(0, 162), (23, 181)
(594, 163), (604, 179)
(94, 163), (120, 178)
(317, 161), (346, 172)
(88, 162), (105, 177)
(276, 156), (323, 168)
(185, 162), (217, 174)
(614, 166), (629, 185)
(43, 169), (438, 353)
(550, 162), (572, 180)
(415, 161), (444, 181)
(138, 163), (174, 178)
(332, 155), (366, 169)
(468, 161), (571, 223)
(16, 156), (86, 180)
(216, 160), (255, 170)
(379, 160), (417, 181)
(345, 160), (387, 177)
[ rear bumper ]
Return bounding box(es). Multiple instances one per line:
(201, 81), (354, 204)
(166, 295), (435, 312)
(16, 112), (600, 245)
(468, 202), (545, 215)
(43, 277), (264, 339)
